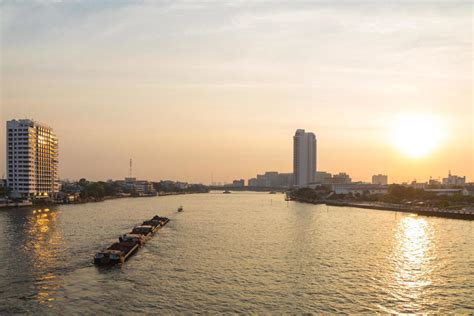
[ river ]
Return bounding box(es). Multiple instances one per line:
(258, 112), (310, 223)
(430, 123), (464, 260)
(0, 192), (472, 313)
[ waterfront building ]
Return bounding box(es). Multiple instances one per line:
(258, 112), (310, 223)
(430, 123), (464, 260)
(332, 183), (387, 195)
(6, 119), (59, 198)
(277, 173), (294, 187)
(232, 179), (245, 187)
(248, 178), (257, 187)
(293, 129), (317, 187)
(247, 172), (294, 188)
(442, 171), (466, 186)
(116, 177), (156, 195)
(255, 174), (266, 187)
(372, 174), (388, 185)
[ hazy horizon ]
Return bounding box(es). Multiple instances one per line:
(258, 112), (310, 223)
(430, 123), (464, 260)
(1, 1), (472, 184)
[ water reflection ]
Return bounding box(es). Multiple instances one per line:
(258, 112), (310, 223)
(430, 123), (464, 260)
(24, 208), (64, 304)
(391, 215), (435, 311)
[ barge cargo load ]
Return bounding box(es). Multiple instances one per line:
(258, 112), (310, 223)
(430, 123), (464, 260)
(94, 215), (169, 266)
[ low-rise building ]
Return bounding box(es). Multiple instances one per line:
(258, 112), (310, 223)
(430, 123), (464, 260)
(442, 171), (466, 186)
(332, 183), (387, 195)
(232, 179), (245, 187)
(372, 174), (388, 185)
(462, 186), (474, 196)
(315, 171), (332, 184)
(117, 177), (156, 195)
(424, 188), (463, 196)
(247, 171), (294, 188)
(410, 181), (426, 189)
(331, 172), (352, 184)
(248, 178), (257, 187)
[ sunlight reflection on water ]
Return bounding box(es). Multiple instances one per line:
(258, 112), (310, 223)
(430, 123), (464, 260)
(390, 215), (436, 312)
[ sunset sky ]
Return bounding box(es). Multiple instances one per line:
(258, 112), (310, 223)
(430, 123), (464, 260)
(1, 1), (472, 184)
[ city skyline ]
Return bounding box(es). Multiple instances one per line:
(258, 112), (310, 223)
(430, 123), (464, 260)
(2, 117), (470, 185)
(1, 1), (472, 184)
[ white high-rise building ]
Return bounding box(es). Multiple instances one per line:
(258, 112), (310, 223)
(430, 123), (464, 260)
(293, 129), (317, 187)
(6, 119), (59, 198)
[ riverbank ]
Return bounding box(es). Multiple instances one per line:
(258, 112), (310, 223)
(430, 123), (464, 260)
(0, 191), (208, 209)
(291, 197), (474, 220)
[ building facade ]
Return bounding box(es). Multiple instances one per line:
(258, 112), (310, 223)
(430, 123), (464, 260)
(442, 171), (466, 186)
(232, 179), (245, 187)
(332, 183), (387, 195)
(332, 172), (352, 184)
(315, 171), (332, 184)
(6, 119), (59, 198)
(293, 129), (316, 187)
(372, 174), (388, 185)
(116, 177), (156, 195)
(247, 172), (294, 188)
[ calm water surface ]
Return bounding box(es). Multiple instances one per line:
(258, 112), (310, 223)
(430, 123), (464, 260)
(0, 192), (473, 313)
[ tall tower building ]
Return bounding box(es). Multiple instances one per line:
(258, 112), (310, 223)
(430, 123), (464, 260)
(293, 129), (317, 187)
(6, 119), (59, 198)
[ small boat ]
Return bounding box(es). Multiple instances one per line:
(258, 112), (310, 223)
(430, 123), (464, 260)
(177, 206), (183, 212)
(223, 190), (231, 194)
(269, 191), (277, 194)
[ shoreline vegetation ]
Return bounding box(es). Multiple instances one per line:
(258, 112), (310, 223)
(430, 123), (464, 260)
(60, 179), (209, 205)
(289, 185), (474, 220)
(0, 179), (209, 208)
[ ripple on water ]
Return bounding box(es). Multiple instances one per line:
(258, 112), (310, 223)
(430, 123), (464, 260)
(0, 193), (473, 314)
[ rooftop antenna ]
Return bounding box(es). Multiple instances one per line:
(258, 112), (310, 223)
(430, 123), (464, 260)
(129, 158), (132, 178)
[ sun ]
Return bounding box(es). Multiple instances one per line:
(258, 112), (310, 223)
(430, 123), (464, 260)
(391, 114), (443, 158)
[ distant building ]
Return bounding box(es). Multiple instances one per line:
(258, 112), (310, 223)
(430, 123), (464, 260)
(293, 129), (317, 187)
(232, 179), (245, 187)
(277, 173), (294, 188)
(135, 180), (154, 193)
(410, 181), (426, 189)
(462, 186), (474, 196)
(117, 177), (156, 195)
(372, 174), (388, 185)
(428, 178), (441, 186)
(331, 172), (352, 184)
(315, 171), (332, 184)
(6, 119), (59, 198)
(247, 172), (294, 188)
(332, 183), (387, 195)
(442, 171), (466, 186)
(424, 188), (463, 196)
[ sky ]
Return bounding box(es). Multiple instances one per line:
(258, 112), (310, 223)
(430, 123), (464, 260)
(1, 0), (472, 184)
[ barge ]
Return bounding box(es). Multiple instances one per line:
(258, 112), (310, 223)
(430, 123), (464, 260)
(94, 215), (169, 266)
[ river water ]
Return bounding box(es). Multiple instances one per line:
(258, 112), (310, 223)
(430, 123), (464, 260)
(0, 192), (472, 314)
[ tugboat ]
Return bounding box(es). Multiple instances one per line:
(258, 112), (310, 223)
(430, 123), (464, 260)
(177, 206), (183, 212)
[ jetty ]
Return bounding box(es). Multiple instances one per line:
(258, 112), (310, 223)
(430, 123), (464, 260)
(94, 215), (169, 266)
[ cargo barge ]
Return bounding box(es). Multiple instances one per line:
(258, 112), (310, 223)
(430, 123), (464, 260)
(94, 215), (169, 266)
